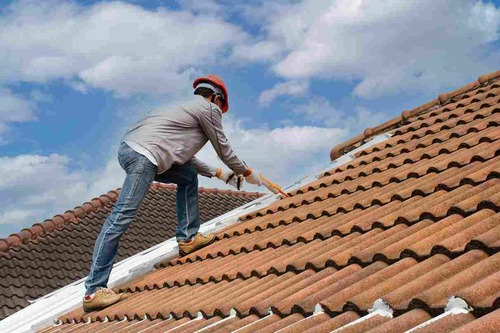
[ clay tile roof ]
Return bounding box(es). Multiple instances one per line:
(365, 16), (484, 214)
(0, 184), (261, 320)
(330, 69), (500, 160)
(39, 69), (500, 332)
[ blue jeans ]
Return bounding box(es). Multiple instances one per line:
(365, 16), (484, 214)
(84, 142), (201, 295)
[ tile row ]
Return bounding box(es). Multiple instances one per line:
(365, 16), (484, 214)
(251, 144), (498, 219)
(42, 308), (500, 333)
(391, 86), (499, 137)
(59, 250), (498, 322)
(322, 102), (499, 178)
(225, 168), (499, 241)
(356, 86), (500, 158)
(253, 123), (499, 219)
(129, 210), (498, 288)
(303, 134), (498, 198)
(350, 104), (499, 169)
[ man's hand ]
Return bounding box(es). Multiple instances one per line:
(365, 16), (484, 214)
(244, 168), (262, 186)
(215, 168), (244, 190)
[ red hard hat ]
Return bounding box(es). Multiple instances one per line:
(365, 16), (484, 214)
(193, 74), (229, 113)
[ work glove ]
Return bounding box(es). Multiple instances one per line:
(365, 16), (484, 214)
(244, 168), (262, 186)
(214, 168), (244, 190)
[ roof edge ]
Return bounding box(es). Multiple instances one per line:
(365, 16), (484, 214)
(330, 69), (500, 160)
(0, 184), (263, 253)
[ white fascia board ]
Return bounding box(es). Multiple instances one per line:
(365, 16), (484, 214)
(0, 133), (392, 333)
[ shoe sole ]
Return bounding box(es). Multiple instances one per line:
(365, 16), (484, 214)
(179, 236), (216, 257)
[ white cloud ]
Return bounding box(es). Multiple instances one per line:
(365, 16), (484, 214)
(232, 0), (329, 63)
(195, 115), (348, 191)
(1, 0), (499, 101)
(232, 40), (283, 63)
(294, 96), (341, 125)
(0, 87), (39, 144)
(0, 210), (42, 226)
(0, 152), (124, 233)
(238, 0), (500, 98)
(176, 0), (225, 16)
(0, 154), (88, 227)
(0, 154), (88, 197)
(294, 96), (389, 133)
(0, 115), (348, 233)
(86, 151), (125, 199)
(0, 0), (246, 96)
(0, 88), (37, 123)
(30, 89), (53, 103)
(258, 80), (309, 106)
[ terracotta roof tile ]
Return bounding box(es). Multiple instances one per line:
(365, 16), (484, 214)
(449, 308), (500, 333)
(330, 71), (500, 159)
(36, 70), (500, 332)
(332, 313), (391, 333)
(408, 312), (474, 333)
(298, 312), (358, 332)
(0, 185), (261, 320)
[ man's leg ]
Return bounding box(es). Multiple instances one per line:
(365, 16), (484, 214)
(154, 162), (200, 241)
(84, 143), (156, 297)
(155, 162), (214, 256)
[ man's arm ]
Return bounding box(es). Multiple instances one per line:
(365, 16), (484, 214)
(190, 156), (244, 190)
(189, 156), (218, 178)
(197, 106), (250, 176)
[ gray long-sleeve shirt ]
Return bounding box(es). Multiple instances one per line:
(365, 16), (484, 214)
(121, 95), (249, 177)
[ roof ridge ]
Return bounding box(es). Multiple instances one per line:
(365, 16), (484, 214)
(0, 183), (263, 253)
(330, 69), (500, 160)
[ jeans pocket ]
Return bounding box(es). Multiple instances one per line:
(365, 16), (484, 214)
(118, 143), (143, 173)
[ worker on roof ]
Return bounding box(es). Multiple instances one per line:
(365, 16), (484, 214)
(82, 74), (263, 312)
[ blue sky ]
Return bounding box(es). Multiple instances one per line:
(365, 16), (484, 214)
(0, 0), (499, 238)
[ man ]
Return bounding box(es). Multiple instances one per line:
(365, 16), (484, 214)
(82, 74), (262, 312)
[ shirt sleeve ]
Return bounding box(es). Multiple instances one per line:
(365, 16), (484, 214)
(189, 156), (217, 178)
(197, 105), (250, 176)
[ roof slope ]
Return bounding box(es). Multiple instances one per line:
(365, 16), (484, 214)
(0, 184), (261, 321)
(42, 70), (499, 332)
